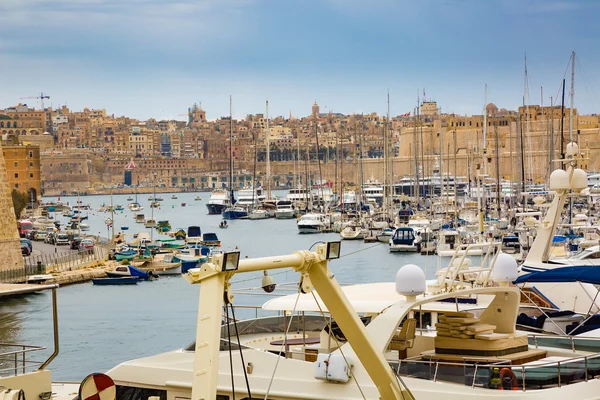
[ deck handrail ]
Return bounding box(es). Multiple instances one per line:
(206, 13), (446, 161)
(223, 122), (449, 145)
(0, 344), (47, 376)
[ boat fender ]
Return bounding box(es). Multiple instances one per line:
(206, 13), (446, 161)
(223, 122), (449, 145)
(498, 368), (518, 390)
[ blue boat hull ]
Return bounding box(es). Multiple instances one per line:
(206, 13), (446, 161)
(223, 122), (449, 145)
(222, 209), (248, 220)
(180, 259), (200, 273)
(92, 277), (139, 285)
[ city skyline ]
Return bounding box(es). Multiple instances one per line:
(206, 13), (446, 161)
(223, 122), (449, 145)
(1, 0), (599, 120)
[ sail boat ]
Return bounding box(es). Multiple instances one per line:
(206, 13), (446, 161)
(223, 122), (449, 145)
(128, 185), (143, 212)
(222, 96), (248, 220)
(248, 101), (270, 220)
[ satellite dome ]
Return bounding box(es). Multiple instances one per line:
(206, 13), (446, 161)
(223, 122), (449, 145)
(491, 253), (519, 283)
(396, 264), (426, 297)
(566, 142), (579, 157)
(571, 168), (588, 191)
(549, 169), (569, 191)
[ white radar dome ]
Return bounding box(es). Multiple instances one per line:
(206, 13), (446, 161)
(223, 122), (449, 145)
(566, 142), (579, 157)
(491, 252), (519, 283)
(396, 264), (426, 297)
(549, 169), (569, 191)
(571, 168), (588, 191)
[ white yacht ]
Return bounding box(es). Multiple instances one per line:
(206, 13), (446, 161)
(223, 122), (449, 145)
(98, 243), (600, 399)
(206, 189), (231, 215)
(128, 202), (143, 212)
(362, 177), (384, 207)
(236, 186), (266, 209)
(340, 222), (368, 240)
(286, 187), (312, 203)
(297, 213), (330, 234)
(274, 199), (296, 219)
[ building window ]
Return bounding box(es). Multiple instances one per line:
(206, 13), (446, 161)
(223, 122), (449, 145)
(14, 162), (18, 167)
(30, 162), (33, 167)
(14, 183), (18, 188)
(30, 173), (33, 178)
(29, 151), (33, 158)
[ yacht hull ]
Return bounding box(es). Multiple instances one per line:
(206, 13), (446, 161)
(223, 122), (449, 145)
(206, 203), (227, 215)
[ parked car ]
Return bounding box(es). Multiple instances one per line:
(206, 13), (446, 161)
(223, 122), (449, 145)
(70, 237), (83, 250)
(33, 230), (47, 241)
(78, 239), (95, 251)
(55, 233), (69, 246)
(21, 242), (31, 256)
(20, 238), (32, 253)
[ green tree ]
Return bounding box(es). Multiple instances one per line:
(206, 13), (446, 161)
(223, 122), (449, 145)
(11, 189), (28, 219)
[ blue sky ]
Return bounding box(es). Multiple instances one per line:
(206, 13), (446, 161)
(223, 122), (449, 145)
(1, 0), (599, 120)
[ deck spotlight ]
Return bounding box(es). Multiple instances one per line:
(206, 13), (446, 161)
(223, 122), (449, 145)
(221, 251), (240, 272)
(326, 241), (341, 260)
(261, 270), (276, 293)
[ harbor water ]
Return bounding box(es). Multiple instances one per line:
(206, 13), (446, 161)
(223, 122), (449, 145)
(2, 191), (448, 381)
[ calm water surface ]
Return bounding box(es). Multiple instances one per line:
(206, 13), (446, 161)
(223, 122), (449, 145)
(1, 191), (448, 381)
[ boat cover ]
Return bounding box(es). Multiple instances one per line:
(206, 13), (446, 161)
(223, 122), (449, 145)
(514, 266), (600, 285)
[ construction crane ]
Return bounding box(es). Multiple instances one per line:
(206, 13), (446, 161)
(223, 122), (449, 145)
(20, 92), (50, 111)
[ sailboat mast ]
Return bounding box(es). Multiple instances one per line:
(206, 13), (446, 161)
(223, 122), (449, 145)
(494, 122), (500, 217)
(229, 95), (234, 202)
(313, 112), (325, 211)
(483, 84), (488, 176)
(560, 79), (566, 164)
(266, 100), (271, 199)
(569, 51), (575, 143)
(413, 105), (419, 200)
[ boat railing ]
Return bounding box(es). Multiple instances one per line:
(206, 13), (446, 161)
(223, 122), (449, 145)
(393, 351), (600, 391)
(0, 343), (47, 377)
(437, 241), (502, 291)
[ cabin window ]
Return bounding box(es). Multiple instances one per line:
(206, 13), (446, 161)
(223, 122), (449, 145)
(217, 396), (230, 400)
(116, 267), (128, 272)
(115, 385), (166, 400)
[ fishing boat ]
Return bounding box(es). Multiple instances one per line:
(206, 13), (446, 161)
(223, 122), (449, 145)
(106, 265), (152, 280)
(157, 220), (171, 233)
(144, 218), (157, 228)
(121, 226), (129, 231)
(150, 201), (160, 208)
(114, 205), (124, 211)
(92, 276), (139, 285)
(200, 232), (220, 246)
(114, 246), (137, 261)
(389, 226), (419, 252)
(173, 228), (186, 240)
(136, 254), (182, 275)
(158, 238), (186, 249)
(134, 213), (145, 223)
(173, 248), (208, 273)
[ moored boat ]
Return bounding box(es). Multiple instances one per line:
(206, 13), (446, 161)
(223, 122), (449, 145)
(92, 276), (139, 285)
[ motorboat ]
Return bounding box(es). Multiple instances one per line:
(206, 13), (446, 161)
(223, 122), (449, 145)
(79, 222), (90, 231)
(200, 232), (220, 246)
(187, 226), (202, 244)
(171, 195), (178, 199)
(219, 220), (229, 229)
(127, 196), (134, 201)
(144, 218), (157, 228)
(181, 203), (187, 207)
(114, 246), (137, 261)
(101, 242), (600, 399)
(274, 199), (296, 219)
(150, 201), (160, 208)
(206, 190), (230, 215)
(222, 206), (248, 220)
(134, 213), (145, 223)
(376, 227), (395, 243)
(195, 196), (202, 201)
(297, 213), (330, 234)
(106, 265), (152, 280)
(248, 208), (269, 220)
(389, 226), (419, 252)
(436, 229), (484, 257)
(174, 248), (209, 273)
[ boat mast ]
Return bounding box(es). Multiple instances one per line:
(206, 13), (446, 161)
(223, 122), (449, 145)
(560, 79), (566, 167)
(251, 123), (258, 212)
(413, 99), (419, 200)
(549, 96), (554, 180)
(313, 111), (325, 211)
(266, 99), (271, 200)
(569, 51), (575, 143)
(229, 95), (235, 203)
(383, 104), (388, 217)
(494, 121), (501, 218)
